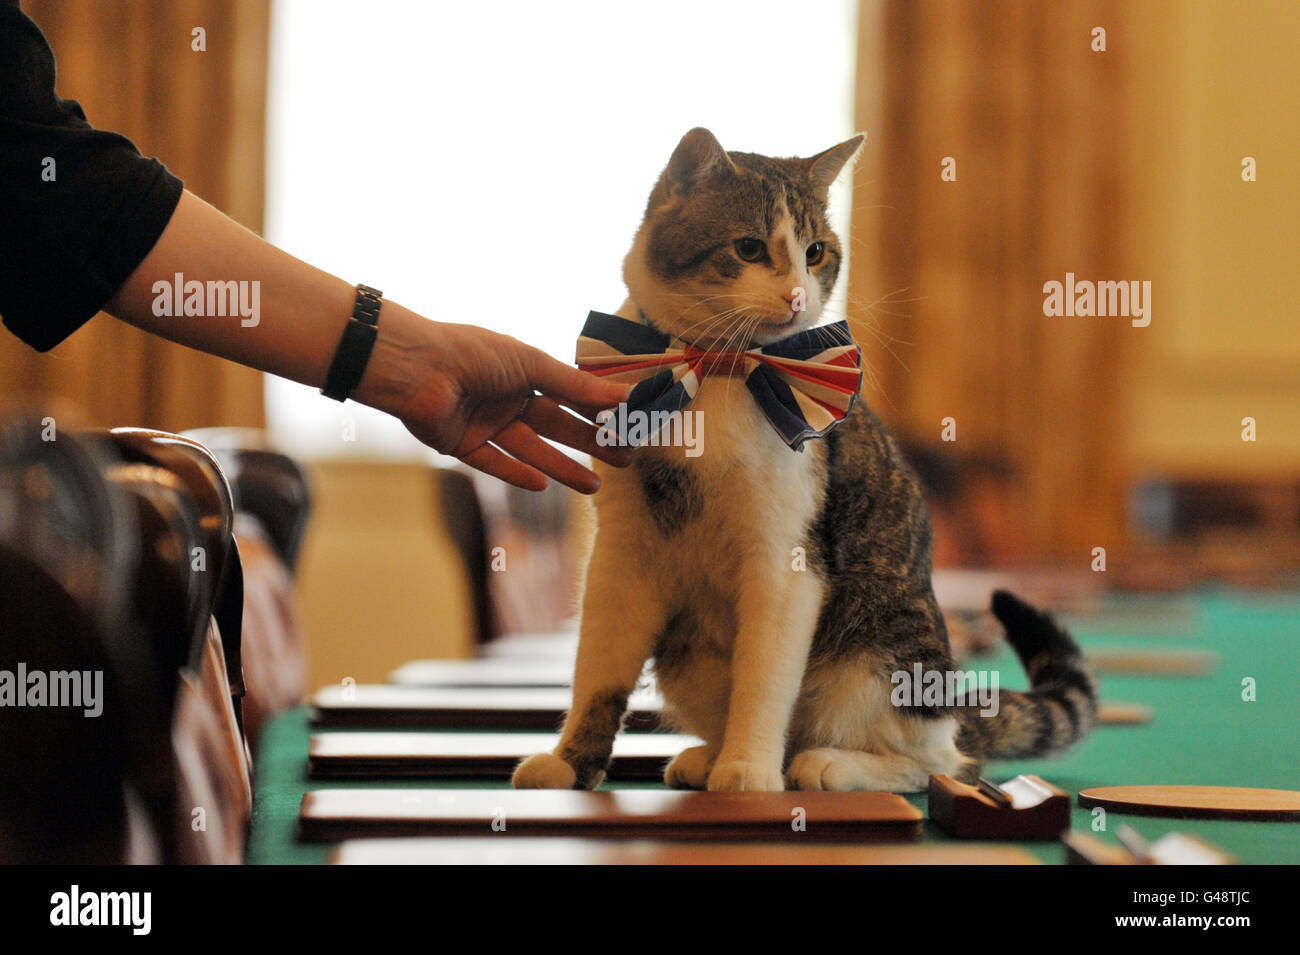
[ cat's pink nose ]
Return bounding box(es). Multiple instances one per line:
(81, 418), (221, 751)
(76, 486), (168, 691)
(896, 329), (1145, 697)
(781, 285), (808, 315)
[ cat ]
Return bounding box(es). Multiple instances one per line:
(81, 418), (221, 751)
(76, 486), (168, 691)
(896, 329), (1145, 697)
(512, 128), (1096, 792)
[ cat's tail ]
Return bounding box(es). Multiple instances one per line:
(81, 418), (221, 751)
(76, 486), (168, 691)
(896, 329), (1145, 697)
(955, 590), (1097, 761)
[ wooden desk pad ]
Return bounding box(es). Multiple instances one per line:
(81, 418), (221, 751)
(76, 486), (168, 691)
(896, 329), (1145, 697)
(308, 732), (698, 780)
(388, 659), (578, 688)
(388, 658), (661, 692)
(1077, 785), (1300, 820)
(480, 631), (579, 660)
(1083, 649), (1217, 676)
(310, 685), (664, 729)
(1062, 594), (1200, 636)
(1096, 702), (1153, 725)
(329, 837), (1034, 865)
(298, 789), (923, 842)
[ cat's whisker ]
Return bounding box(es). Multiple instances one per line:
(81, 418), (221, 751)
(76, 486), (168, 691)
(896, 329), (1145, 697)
(724, 314), (761, 395)
(674, 301), (767, 348)
(821, 310), (914, 352)
(678, 306), (755, 345)
(839, 286), (922, 312)
(693, 306), (758, 405)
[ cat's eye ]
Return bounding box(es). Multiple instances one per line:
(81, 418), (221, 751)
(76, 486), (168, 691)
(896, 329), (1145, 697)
(806, 242), (826, 265)
(734, 238), (766, 262)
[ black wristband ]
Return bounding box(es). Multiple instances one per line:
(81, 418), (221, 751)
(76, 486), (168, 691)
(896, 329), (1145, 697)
(321, 284), (383, 402)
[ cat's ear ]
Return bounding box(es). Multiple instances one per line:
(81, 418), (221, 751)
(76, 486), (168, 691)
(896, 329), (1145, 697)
(665, 127), (736, 193)
(805, 133), (867, 199)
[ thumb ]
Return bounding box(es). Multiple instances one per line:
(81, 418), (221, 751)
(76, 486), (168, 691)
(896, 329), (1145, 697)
(521, 347), (631, 410)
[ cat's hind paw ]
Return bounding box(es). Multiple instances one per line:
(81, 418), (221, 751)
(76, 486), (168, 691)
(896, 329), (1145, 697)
(512, 752), (578, 789)
(787, 748), (864, 791)
(707, 758), (785, 792)
(786, 747), (929, 792)
(664, 744), (716, 789)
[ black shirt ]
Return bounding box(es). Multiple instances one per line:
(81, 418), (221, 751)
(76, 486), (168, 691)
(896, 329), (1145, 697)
(0, 0), (183, 351)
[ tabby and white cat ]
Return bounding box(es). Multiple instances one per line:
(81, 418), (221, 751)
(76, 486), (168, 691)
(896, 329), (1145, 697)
(513, 128), (1096, 792)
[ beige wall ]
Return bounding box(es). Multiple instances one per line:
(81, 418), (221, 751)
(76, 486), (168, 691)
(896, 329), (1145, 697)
(295, 461), (475, 690)
(1123, 0), (1300, 480)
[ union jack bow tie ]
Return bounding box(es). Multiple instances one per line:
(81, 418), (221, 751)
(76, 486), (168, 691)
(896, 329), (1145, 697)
(575, 311), (862, 451)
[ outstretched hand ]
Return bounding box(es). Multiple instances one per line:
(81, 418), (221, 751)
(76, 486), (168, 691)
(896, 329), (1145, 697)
(394, 322), (632, 493)
(102, 190), (632, 494)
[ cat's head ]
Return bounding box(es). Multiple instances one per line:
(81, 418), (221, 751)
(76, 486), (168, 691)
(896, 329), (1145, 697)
(624, 127), (864, 348)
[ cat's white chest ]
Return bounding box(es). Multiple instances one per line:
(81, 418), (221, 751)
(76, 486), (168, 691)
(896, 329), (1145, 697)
(681, 377), (806, 477)
(631, 377), (821, 588)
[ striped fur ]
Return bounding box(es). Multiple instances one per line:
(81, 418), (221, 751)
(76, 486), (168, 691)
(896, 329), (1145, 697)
(955, 591), (1098, 760)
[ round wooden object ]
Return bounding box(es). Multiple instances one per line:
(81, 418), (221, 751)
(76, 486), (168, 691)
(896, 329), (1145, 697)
(1096, 702), (1153, 725)
(1078, 785), (1300, 820)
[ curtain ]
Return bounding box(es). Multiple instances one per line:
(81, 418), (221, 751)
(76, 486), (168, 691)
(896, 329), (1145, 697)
(850, 0), (1130, 560)
(0, 0), (269, 432)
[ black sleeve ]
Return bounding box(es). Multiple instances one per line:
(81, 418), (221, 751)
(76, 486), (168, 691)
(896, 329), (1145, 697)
(0, 0), (183, 351)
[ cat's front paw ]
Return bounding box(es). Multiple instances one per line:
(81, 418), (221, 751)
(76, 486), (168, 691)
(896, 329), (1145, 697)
(707, 758), (785, 792)
(664, 744), (716, 789)
(512, 752), (578, 789)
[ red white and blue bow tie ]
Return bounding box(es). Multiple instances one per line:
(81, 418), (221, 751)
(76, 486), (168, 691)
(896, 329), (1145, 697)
(575, 311), (862, 451)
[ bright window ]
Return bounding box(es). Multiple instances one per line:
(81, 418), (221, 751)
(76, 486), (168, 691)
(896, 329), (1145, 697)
(265, 0), (859, 459)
